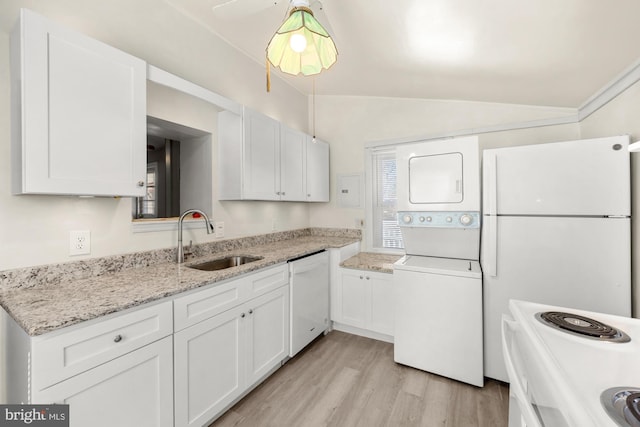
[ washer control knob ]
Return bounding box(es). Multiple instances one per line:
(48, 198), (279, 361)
(446, 217), (453, 223)
(403, 215), (413, 224)
(460, 214), (473, 226)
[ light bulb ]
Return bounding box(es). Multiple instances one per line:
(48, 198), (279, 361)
(289, 33), (307, 53)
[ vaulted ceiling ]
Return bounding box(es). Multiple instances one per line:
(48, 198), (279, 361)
(168, 0), (640, 108)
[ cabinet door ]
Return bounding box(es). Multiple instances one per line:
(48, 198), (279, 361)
(243, 109), (280, 200)
(369, 272), (394, 335)
(306, 139), (330, 202)
(174, 306), (245, 427)
(280, 126), (307, 201)
(245, 286), (290, 385)
(12, 9), (146, 196)
(35, 337), (173, 427)
(338, 269), (370, 328)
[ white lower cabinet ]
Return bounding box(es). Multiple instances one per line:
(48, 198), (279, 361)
(6, 301), (174, 427)
(35, 337), (174, 427)
(175, 284), (290, 427)
(334, 268), (394, 338)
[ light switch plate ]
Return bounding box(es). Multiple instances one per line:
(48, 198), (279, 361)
(215, 221), (224, 238)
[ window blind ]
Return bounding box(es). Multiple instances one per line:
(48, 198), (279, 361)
(371, 149), (403, 250)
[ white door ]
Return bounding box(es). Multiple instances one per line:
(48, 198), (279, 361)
(483, 135), (630, 216)
(280, 126), (306, 201)
(339, 269), (369, 328)
(306, 139), (330, 202)
(35, 337), (173, 427)
(174, 306), (245, 427)
(369, 272), (394, 336)
(409, 152), (463, 204)
(243, 109), (280, 200)
(14, 9), (146, 196)
(482, 216), (631, 382)
(245, 286), (290, 384)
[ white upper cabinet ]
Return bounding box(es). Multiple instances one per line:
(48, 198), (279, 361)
(280, 126), (307, 201)
(11, 9), (146, 196)
(305, 139), (330, 202)
(218, 108), (329, 202)
(243, 110), (281, 200)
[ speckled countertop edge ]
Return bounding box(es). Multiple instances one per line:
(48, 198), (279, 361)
(0, 231), (360, 336)
(340, 252), (403, 274)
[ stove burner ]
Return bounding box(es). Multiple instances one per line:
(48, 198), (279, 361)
(602, 388), (640, 427)
(536, 311), (631, 343)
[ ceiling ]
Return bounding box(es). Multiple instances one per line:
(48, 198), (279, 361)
(166, 0), (640, 108)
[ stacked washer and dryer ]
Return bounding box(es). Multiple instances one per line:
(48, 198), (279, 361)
(393, 135), (484, 387)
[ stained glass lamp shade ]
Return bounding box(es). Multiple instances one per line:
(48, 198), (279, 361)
(266, 6), (337, 79)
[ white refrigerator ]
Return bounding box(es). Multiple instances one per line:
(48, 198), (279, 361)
(481, 135), (632, 382)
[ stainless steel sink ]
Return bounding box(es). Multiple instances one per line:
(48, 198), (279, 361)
(187, 255), (263, 271)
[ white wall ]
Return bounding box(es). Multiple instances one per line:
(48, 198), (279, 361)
(0, 0), (310, 270)
(579, 79), (640, 317)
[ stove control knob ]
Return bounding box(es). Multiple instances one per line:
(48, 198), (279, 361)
(403, 215), (413, 224)
(460, 214), (473, 226)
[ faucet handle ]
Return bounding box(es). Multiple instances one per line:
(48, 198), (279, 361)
(183, 240), (194, 260)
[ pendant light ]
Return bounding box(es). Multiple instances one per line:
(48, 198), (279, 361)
(266, 0), (337, 91)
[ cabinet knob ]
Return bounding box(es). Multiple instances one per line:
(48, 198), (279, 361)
(241, 313), (246, 318)
(282, 192), (285, 196)
(366, 276), (370, 280)
(137, 181), (144, 187)
(113, 334), (123, 343)
(276, 191), (281, 195)
(359, 275), (364, 279)
(249, 309), (253, 314)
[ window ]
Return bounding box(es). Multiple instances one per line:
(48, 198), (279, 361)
(136, 162), (158, 218)
(369, 148), (403, 250)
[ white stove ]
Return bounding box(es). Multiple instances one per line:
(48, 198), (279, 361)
(504, 300), (640, 427)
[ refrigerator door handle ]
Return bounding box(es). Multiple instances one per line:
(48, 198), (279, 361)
(484, 153), (498, 215)
(484, 215), (498, 276)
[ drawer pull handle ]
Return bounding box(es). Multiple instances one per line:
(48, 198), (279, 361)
(114, 334), (123, 343)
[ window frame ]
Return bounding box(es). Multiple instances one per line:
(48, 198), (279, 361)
(364, 146), (404, 254)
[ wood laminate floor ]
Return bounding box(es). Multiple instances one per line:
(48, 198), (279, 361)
(211, 331), (510, 427)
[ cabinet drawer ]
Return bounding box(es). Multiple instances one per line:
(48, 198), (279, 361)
(32, 301), (172, 391)
(174, 279), (247, 331)
(245, 264), (289, 299)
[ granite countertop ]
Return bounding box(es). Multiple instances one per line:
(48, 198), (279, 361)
(0, 234), (359, 336)
(340, 252), (403, 274)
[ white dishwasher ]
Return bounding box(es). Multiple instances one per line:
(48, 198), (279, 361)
(393, 255), (483, 387)
(288, 250), (329, 357)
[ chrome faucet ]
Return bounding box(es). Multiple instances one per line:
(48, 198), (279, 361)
(177, 209), (214, 263)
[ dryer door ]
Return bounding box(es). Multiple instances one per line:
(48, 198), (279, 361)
(409, 152), (463, 204)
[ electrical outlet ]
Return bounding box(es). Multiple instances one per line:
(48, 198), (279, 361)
(215, 221), (225, 238)
(69, 230), (91, 256)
